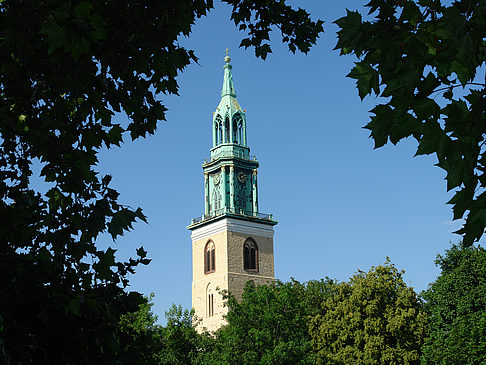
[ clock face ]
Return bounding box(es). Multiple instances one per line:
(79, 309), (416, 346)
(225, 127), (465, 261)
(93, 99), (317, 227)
(237, 171), (247, 184)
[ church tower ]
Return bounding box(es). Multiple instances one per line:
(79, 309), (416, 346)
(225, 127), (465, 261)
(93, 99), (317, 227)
(188, 53), (277, 332)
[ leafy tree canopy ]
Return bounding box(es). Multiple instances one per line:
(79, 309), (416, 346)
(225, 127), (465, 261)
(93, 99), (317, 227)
(335, 0), (486, 246)
(119, 296), (208, 365)
(421, 243), (486, 364)
(309, 260), (427, 365)
(156, 305), (206, 365)
(201, 279), (335, 365)
(0, 0), (322, 362)
(119, 294), (162, 365)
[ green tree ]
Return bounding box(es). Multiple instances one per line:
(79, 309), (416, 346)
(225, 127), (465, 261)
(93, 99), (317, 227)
(119, 294), (161, 365)
(421, 244), (486, 364)
(119, 296), (208, 365)
(334, 0), (486, 245)
(201, 279), (335, 365)
(155, 305), (207, 365)
(0, 0), (322, 363)
(309, 261), (427, 365)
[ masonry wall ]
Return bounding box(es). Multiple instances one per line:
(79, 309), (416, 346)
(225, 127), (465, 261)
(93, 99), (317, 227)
(190, 218), (275, 332)
(192, 229), (229, 332)
(226, 231), (275, 300)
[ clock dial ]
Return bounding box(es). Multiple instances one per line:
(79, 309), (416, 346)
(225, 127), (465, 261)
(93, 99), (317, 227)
(237, 171), (247, 183)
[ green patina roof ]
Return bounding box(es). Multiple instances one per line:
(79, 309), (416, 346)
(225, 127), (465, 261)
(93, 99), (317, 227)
(215, 55), (243, 117)
(188, 51), (276, 228)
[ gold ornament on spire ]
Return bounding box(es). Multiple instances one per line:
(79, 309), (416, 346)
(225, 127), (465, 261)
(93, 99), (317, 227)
(224, 47), (231, 63)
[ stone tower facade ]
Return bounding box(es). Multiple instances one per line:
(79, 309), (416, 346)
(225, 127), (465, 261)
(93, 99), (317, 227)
(188, 54), (277, 332)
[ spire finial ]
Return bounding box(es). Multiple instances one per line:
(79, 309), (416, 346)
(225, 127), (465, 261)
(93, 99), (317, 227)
(221, 49), (236, 97)
(224, 47), (231, 63)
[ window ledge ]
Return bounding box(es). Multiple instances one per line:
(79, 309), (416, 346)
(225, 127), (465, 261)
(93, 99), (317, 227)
(244, 269), (259, 273)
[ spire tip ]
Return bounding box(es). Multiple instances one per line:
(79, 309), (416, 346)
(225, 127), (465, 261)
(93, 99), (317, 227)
(224, 47), (231, 63)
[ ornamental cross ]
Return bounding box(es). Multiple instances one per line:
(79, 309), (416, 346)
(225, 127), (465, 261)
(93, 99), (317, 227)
(225, 47), (230, 57)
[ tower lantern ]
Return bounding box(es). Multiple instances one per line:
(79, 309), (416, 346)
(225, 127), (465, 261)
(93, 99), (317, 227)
(188, 54), (277, 332)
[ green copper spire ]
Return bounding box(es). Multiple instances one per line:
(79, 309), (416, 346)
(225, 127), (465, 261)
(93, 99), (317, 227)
(221, 49), (236, 97)
(188, 52), (277, 228)
(212, 52), (247, 149)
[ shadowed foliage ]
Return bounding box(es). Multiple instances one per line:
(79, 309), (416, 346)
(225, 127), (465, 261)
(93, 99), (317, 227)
(0, 0), (322, 362)
(421, 243), (486, 364)
(335, 0), (486, 246)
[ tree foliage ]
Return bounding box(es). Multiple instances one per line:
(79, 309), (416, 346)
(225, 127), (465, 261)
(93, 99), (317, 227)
(0, 0), (322, 362)
(201, 279), (335, 365)
(309, 261), (427, 365)
(421, 243), (486, 364)
(335, 0), (486, 245)
(119, 297), (208, 365)
(224, 0), (324, 58)
(155, 305), (206, 365)
(119, 295), (162, 365)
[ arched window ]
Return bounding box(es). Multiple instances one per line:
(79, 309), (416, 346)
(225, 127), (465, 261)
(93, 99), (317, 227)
(205, 241), (215, 274)
(215, 115), (223, 145)
(206, 284), (214, 317)
(233, 114), (243, 145)
(243, 238), (258, 271)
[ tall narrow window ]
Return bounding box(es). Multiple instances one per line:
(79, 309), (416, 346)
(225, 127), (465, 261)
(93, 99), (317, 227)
(208, 293), (214, 317)
(215, 115), (223, 145)
(224, 116), (230, 143)
(233, 119), (238, 144)
(243, 238), (258, 271)
(233, 114), (243, 145)
(204, 241), (215, 274)
(210, 294), (214, 317)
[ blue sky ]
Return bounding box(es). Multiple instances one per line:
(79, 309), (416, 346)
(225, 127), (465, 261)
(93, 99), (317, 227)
(96, 1), (466, 321)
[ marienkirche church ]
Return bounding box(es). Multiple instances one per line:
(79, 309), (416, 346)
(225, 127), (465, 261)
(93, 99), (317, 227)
(188, 52), (277, 332)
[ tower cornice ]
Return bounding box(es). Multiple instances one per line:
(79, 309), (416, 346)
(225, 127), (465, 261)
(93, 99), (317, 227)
(188, 212), (277, 231)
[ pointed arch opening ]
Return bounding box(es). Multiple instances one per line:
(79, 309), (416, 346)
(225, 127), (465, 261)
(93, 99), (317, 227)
(243, 238), (258, 271)
(206, 284), (214, 317)
(215, 115), (223, 145)
(233, 114), (243, 145)
(204, 241), (215, 274)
